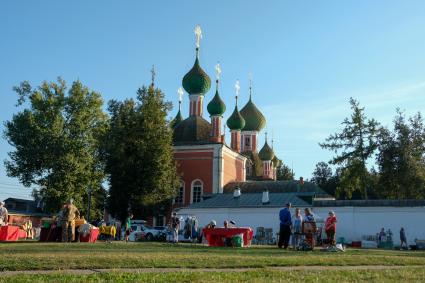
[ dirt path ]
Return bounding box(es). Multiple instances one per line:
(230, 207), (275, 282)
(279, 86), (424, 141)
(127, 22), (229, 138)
(1, 265), (421, 276)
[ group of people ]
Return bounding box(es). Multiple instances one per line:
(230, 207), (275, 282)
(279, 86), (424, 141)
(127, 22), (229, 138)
(278, 203), (337, 250)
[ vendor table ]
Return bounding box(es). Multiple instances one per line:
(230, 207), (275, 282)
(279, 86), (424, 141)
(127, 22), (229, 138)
(0, 226), (19, 241)
(203, 227), (253, 247)
(18, 229), (27, 239)
(79, 227), (99, 243)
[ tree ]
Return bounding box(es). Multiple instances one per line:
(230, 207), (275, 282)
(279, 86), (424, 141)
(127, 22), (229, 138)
(311, 162), (337, 196)
(104, 85), (179, 222)
(376, 111), (425, 199)
(311, 162), (332, 188)
(276, 163), (295, 181)
(320, 98), (380, 199)
(4, 78), (108, 218)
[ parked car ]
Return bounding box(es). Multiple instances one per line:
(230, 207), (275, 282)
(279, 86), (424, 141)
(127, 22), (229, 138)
(124, 220), (162, 241)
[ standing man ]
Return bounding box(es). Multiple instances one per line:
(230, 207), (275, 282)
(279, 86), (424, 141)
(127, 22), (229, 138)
(0, 201), (8, 226)
(170, 212), (180, 243)
(62, 199), (80, 242)
(278, 203), (292, 249)
(400, 227), (407, 250)
(124, 213), (133, 242)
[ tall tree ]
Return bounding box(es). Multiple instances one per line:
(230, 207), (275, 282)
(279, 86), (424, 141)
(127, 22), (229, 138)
(376, 111), (425, 199)
(104, 85), (179, 222)
(276, 163), (295, 181)
(4, 78), (108, 218)
(311, 161), (339, 196)
(311, 162), (332, 188)
(320, 98), (380, 199)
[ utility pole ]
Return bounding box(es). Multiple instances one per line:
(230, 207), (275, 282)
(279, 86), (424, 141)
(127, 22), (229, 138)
(86, 186), (92, 223)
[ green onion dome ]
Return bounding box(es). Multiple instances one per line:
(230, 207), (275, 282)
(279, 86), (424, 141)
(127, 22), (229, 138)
(226, 105), (246, 131)
(182, 50), (211, 95)
(259, 140), (275, 161)
(170, 108), (183, 129)
(240, 97), (266, 132)
(173, 116), (211, 145)
(207, 81), (226, 116)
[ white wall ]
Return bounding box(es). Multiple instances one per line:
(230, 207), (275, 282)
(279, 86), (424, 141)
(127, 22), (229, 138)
(178, 206), (425, 245)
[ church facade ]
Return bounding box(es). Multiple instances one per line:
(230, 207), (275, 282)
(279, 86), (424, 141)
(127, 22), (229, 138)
(170, 26), (282, 211)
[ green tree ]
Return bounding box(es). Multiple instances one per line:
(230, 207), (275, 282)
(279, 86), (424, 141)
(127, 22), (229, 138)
(311, 161), (339, 196)
(4, 78), (108, 218)
(320, 98), (380, 199)
(276, 163), (295, 181)
(104, 85), (179, 221)
(376, 111), (425, 199)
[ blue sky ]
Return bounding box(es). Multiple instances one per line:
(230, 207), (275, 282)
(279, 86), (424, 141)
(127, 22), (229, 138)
(1, 1), (424, 200)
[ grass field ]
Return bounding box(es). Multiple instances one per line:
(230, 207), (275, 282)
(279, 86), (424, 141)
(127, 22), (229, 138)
(1, 242), (425, 282)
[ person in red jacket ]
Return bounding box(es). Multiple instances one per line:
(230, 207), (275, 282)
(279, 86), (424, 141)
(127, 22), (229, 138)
(325, 211), (337, 247)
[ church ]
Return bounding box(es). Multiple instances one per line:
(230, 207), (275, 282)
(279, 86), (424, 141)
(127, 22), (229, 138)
(169, 26), (282, 209)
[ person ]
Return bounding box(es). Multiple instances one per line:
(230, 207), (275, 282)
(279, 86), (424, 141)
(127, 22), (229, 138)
(378, 228), (386, 243)
(170, 212), (180, 243)
(125, 213), (133, 243)
(303, 208), (317, 249)
(0, 201), (8, 226)
(292, 208), (303, 249)
(278, 203), (292, 249)
(205, 220), (217, 229)
(400, 227), (407, 250)
(325, 211), (337, 247)
(25, 220), (33, 239)
(62, 199), (80, 242)
(223, 220), (233, 246)
(223, 220), (229, 229)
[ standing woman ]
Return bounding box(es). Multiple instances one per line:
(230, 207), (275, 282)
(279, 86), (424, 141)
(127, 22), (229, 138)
(325, 211), (337, 247)
(292, 208), (303, 249)
(303, 208), (317, 249)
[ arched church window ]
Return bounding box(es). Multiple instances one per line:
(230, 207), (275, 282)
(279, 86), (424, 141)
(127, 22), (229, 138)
(245, 136), (251, 147)
(246, 163), (252, 177)
(191, 180), (203, 203)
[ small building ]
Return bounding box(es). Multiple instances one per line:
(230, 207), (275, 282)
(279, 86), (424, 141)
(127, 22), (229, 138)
(4, 198), (50, 227)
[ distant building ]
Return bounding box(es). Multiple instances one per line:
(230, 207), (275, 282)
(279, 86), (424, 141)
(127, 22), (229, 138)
(4, 197), (50, 227)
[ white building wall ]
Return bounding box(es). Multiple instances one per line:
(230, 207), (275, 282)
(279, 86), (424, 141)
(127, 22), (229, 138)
(178, 206), (425, 245)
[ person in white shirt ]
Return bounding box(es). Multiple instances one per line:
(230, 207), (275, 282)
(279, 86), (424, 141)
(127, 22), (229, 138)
(0, 201), (8, 226)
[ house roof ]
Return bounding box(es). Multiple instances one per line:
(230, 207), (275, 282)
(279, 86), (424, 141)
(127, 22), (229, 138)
(187, 192), (313, 209)
(314, 199), (425, 207)
(223, 180), (330, 197)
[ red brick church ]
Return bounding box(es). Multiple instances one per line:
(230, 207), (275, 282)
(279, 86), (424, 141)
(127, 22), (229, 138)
(170, 26), (281, 211)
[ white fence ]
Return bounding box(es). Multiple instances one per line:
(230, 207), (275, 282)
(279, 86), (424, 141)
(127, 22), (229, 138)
(178, 205), (425, 245)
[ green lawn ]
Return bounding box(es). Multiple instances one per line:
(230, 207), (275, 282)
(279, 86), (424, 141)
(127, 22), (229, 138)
(1, 242), (424, 282)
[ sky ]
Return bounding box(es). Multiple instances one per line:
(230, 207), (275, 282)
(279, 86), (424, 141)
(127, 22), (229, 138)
(1, 1), (424, 201)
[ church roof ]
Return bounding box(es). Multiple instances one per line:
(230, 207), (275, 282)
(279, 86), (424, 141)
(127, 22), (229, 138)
(173, 116), (211, 145)
(259, 140), (274, 161)
(182, 52), (211, 95)
(226, 105), (245, 130)
(170, 108), (183, 129)
(207, 86), (226, 116)
(240, 97), (266, 132)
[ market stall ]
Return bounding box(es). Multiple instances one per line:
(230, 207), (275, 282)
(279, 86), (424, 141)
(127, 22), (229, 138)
(79, 225), (99, 243)
(203, 227), (253, 247)
(0, 225), (20, 241)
